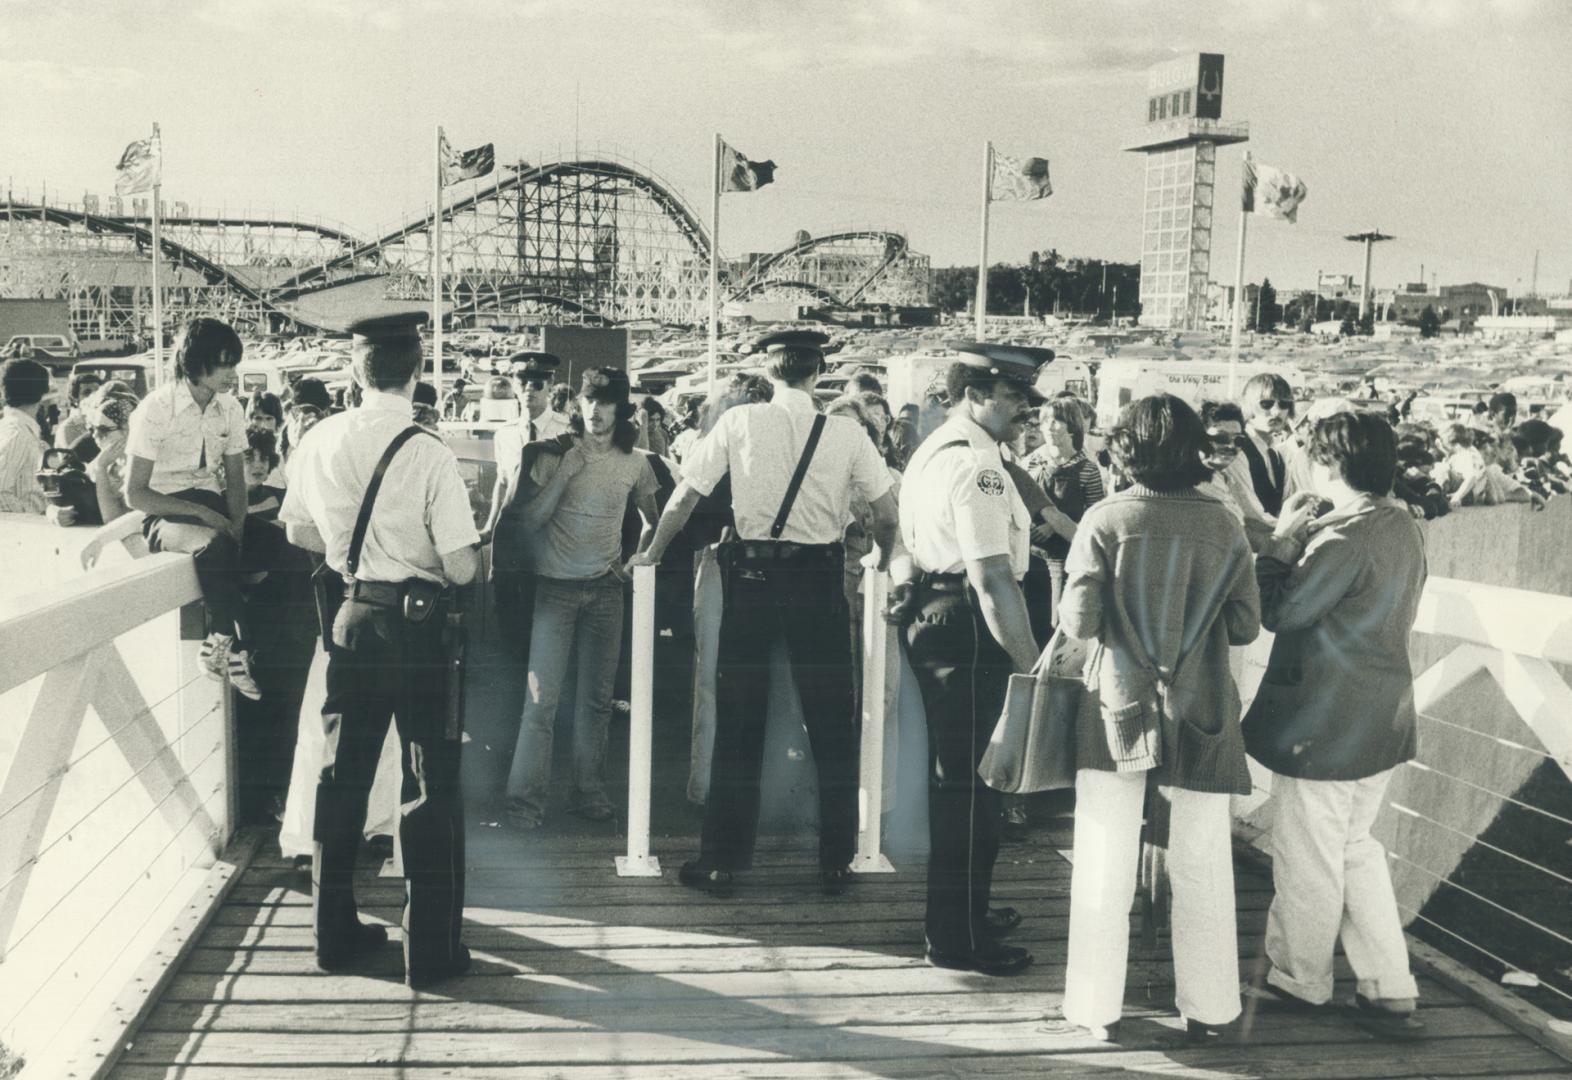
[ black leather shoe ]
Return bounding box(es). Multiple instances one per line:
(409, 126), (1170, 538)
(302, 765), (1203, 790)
(407, 943), (472, 990)
(982, 906), (1022, 936)
(1186, 1017), (1250, 1045)
(678, 859), (735, 898)
(315, 922), (389, 972)
(821, 866), (852, 896)
(924, 938), (1034, 976)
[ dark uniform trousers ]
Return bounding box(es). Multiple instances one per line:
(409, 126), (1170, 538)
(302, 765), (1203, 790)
(701, 544), (860, 872)
(902, 580), (1012, 953)
(313, 588), (465, 977)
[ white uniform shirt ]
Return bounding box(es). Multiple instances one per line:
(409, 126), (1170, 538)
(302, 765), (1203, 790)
(899, 413), (1030, 579)
(126, 381), (249, 495)
(682, 386), (891, 544)
(280, 389), (481, 585)
(493, 408), (572, 493)
(0, 407), (45, 513)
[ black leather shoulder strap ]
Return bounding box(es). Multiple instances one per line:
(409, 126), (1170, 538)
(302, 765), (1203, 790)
(347, 425), (427, 578)
(769, 413), (827, 540)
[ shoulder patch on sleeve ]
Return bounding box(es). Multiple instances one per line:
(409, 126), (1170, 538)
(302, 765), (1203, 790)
(975, 468), (1006, 496)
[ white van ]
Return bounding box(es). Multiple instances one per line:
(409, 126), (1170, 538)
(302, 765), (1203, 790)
(1093, 359), (1306, 431)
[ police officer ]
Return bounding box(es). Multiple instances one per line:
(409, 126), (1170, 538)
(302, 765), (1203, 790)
(280, 311), (480, 988)
(628, 330), (897, 897)
(893, 343), (1049, 975)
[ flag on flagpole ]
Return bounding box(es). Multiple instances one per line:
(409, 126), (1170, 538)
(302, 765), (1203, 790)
(1242, 159), (1308, 223)
(718, 139), (775, 193)
(115, 132), (161, 195)
(438, 134), (495, 186)
(990, 152), (1051, 201)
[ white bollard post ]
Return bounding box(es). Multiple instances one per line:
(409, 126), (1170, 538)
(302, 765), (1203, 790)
(616, 563), (662, 877)
(852, 569), (896, 874)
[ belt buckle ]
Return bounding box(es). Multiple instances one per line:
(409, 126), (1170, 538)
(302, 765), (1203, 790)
(736, 568), (767, 582)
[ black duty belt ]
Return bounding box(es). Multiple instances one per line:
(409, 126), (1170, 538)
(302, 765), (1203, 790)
(346, 577), (449, 608)
(725, 540), (843, 565)
(914, 571), (969, 594)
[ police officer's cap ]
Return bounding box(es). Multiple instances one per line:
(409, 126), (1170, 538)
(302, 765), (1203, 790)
(345, 310), (428, 346)
(750, 329), (830, 357)
(947, 341), (1053, 404)
(506, 351), (562, 379)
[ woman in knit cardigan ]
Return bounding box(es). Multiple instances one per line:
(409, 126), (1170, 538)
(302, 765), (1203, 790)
(1058, 394), (1262, 1044)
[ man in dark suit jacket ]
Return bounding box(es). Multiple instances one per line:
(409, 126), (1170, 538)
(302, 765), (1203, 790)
(1238, 372), (1294, 516)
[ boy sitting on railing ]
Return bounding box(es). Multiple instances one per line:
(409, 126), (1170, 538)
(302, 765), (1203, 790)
(124, 318), (261, 701)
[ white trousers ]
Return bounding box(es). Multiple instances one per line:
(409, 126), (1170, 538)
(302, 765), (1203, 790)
(1064, 769), (1241, 1028)
(1265, 770), (1418, 1004)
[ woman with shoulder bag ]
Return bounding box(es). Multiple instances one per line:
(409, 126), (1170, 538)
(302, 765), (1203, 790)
(1058, 394), (1261, 1043)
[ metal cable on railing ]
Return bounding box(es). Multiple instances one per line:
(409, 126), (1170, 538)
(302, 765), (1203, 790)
(1417, 711), (1556, 762)
(1387, 801), (1572, 888)
(1398, 900), (1572, 1009)
(0, 670), (210, 827)
(0, 778), (225, 1032)
(1386, 849), (1572, 950)
(0, 703), (222, 897)
(1, 738), (226, 959)
(1403, 759), (1572, 830)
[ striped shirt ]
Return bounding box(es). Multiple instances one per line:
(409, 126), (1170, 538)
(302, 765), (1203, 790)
(0, 407), (46, 514)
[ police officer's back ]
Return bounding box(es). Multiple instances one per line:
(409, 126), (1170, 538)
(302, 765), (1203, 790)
(629, 330), (897, 896)
(280, 311), (480, 988)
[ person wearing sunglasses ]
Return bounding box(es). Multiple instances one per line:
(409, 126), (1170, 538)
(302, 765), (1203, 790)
(482, 352), (575, 656)
(1238, 372), (1295, 516)
(1197, 400), (1275, 551)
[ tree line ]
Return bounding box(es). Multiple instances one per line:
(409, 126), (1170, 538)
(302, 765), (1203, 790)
(932, 251), (1141, 321)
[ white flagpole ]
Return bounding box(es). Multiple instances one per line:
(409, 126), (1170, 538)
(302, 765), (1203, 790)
(1228, 151), (1251, 399)
(150, 123), (165, 387)
(432, 125), (445, 402)
(974, 141), (993, 341)
(707, 133), (721, 400)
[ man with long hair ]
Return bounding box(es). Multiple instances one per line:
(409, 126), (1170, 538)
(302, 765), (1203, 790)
(503, 367), (660, 827)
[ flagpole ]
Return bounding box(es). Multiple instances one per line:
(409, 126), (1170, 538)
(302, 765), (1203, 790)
(1228, 151), (1251, 400)
(150, 123), (164, 387)
(707, 132), (721, 400)
(974, 141), (993, 341)
(432, 124), (445, 403)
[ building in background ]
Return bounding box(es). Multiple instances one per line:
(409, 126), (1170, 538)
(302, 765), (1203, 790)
(1125, 53), (1249, 330)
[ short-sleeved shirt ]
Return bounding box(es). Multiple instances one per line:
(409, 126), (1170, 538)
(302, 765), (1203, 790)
(899, 413), (1030, 579)
(126, 380), (249, 495)
(681, 386), (891, 544)
(279, 389), (481, 585)
(529, 443), (657, 580)
(493, 409), (572, 492)
(0, 407), (46, 514)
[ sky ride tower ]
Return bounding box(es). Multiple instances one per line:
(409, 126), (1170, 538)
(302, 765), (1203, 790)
(1123, 53), (1249, 330)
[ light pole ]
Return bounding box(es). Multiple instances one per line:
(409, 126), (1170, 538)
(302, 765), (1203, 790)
(1344, 230), (1395, 323)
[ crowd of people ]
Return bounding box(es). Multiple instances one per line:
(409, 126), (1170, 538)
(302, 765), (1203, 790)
(3, 316), (1566, 1034)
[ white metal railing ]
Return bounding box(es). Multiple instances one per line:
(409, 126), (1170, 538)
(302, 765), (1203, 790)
(0, 552), (231, 1068)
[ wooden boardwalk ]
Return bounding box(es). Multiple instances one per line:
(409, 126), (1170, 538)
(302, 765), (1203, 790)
(109, 820), (1568, 1079)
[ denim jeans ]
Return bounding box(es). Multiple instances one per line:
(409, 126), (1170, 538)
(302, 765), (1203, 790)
(505, 573), (624, 820)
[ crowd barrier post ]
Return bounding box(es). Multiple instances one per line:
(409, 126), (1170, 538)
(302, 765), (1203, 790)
(852, 568), (896, 874)
(615, 563), (661, 877)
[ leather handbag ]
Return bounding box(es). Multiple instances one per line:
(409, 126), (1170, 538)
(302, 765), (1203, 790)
(978, 627), (1090, 794)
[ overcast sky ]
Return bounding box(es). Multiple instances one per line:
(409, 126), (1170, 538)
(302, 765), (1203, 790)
(5, 0), (1570, 294)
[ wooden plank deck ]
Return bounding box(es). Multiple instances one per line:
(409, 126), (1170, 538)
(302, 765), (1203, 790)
(110, 821), (1569, 1079)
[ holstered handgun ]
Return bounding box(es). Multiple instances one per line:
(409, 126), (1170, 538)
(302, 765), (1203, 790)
(310, 561), (345, 644)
